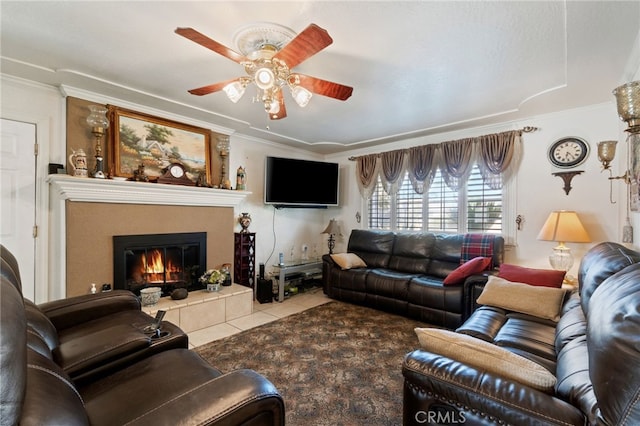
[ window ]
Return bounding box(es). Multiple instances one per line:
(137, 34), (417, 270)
(367, 165), (505, 236)
(367, 179), (391, 229)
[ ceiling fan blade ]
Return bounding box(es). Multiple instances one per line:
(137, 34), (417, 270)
(273, 24), (333, 69)
(188, 77), (240, 96)
(175, 27), (248, 64)
(270, 91), (287, 120)
(295, 74), (353, 101)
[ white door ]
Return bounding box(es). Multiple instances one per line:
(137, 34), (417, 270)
(1, 118), (37, 300)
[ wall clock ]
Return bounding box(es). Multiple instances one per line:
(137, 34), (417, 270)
(547, 137), (589, 168)
(157, 162), (195, 186)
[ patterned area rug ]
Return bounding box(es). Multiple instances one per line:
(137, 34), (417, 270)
(195, 301), (429, 426)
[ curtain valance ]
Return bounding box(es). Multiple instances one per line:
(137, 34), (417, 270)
(353, 129), (526, 196)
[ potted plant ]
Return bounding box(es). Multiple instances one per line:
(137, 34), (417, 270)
(200, 269), (225, 292)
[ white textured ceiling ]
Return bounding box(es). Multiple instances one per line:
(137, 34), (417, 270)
(1, 1), (639, 154)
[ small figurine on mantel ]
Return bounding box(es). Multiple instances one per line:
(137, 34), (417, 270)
(132, 163), (149, 182)
(236, 166), (246, 190)
(196, 173), (212, 188)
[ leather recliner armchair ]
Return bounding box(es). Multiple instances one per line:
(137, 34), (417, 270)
(1, 245), (285, 425)
(1, 244), (188, 385)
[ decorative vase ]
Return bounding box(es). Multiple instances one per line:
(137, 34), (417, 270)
(236, 166), (246, 190)
(207, 282), (221, 292)
(238, 212), (252, 233)
(68, 148), (88, 177)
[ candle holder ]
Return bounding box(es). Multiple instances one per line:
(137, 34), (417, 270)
(216, 135), (230, 188)
(86, 105), (109, 179)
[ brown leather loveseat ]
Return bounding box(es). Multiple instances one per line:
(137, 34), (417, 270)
(402, 242), (640, 425)
(323, 230), (504, 329)
(1, 244), (285, 425)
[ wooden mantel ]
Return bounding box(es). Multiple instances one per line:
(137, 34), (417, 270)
(47, 174), (251, 207)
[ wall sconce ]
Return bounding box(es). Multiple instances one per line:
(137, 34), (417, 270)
(613, 80), (640, 133)
(216, 135), (230, 188)
(537, 210), (591, 271)
(321, 219), (342, 254)
(597, 139), (631, 204)
(598, 139), (635, 242)
(608, 81), (638, 243)
(598, 80), (640, 204)
(86, 105), (109, 179)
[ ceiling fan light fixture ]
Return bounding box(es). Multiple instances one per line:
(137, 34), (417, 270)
(223, 81), (246, 103)
(178, 23), (353, 121)
(255, 67), (275, 90)
(291, 85), (312, 107)
(265, 98), (280, 114)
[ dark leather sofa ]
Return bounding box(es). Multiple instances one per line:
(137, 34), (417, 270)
(1, 244), (285, 425)
(323, 230), (504, 329)
(402, 242), (640, 425)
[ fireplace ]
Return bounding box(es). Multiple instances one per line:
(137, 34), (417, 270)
(113, 232), (207, 296)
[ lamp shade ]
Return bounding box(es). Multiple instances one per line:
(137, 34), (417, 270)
(216, 135), (230, 154)
(597, 140), (617, 169)
(291, 85), (312, 107)
(537, 211), (591, 243)
(321, 219), (342, 236)
(223, 81), (246, 103)
(613, 80), (640, 130)
(86, 105), (109, 129)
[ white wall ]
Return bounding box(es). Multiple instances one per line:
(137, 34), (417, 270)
(228, 134), (337, 276)
(325, 102), (627, 278)
(2, 73), (636, 292)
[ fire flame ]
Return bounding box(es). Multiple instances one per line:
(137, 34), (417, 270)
(140, 250), (181, 283)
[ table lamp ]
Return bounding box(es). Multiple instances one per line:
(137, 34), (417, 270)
(321, 219), (342, 254)
(537, 210), (591, 271)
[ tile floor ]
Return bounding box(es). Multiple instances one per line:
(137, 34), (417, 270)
(187, 286), (331, 348)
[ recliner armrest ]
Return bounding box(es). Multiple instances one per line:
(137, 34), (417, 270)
(81, 350), (285, 426)
(130, 369), (285, 425)
(462, 271), (497, 318)
(38, 290), (141, 330)
(402, 350), (583, 426)
(322, 253), (336, 266)
(53, 323), (151, 377)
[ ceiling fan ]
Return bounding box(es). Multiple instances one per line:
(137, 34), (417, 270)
(175, 23), (353, 120)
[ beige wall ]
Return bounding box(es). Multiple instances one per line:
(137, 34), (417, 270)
(65, 202), (234, 296)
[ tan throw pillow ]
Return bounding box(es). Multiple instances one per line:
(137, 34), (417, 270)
(414, 327), (556, 392)
(477, 276), (566, 321)
(330, 253), (367, 270)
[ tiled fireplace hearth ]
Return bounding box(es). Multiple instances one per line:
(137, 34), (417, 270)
(47, 175), (251, 302)
(140, 284), (253, 333)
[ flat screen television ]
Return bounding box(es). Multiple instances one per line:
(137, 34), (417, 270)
(264, 156), (339, 208)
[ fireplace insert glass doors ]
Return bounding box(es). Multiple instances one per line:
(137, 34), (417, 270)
(113, 232), (206, 296)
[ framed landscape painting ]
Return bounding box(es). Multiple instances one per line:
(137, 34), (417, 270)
(110, 107), (211, 184)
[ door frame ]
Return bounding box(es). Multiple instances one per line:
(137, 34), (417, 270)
(2, 106), (58, 303)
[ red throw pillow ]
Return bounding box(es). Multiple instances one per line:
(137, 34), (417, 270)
(498, 263), (565, 288)
(444, 257), (492, 285)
